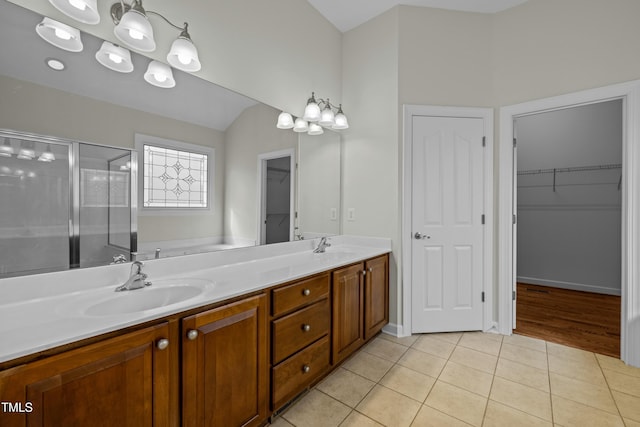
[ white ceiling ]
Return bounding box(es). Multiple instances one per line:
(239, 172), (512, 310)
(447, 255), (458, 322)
(308, 0), (530, 32)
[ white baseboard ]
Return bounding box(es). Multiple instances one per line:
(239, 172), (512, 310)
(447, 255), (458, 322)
(382, 323), (404, 337)
(517, 276), (621, 296)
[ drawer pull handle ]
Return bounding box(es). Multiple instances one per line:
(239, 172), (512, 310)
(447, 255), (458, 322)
(302, 324), (311, 332)
(187, 329), (199, 341)
(302, 365), (310, 373)
(156, 338), (169, 350)
(302, 288), (311, 296)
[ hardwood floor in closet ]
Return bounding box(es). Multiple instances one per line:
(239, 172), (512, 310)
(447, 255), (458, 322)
(514, 283), (621, 357)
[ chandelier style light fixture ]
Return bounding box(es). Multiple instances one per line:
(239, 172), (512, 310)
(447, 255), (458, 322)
(277, 92), (349, 135)
(42, 0), (201, 89)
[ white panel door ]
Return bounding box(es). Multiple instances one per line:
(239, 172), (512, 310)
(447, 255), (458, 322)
(411, 116), (485, 332)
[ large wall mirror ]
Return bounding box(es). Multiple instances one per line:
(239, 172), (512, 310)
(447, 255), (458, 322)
(0, 0), (342, 277)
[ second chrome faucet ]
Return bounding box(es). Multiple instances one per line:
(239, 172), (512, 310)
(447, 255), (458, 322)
(115, 261), (152, 292)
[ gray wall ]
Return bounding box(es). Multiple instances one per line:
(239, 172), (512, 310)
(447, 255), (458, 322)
(516, 100), (622, 295)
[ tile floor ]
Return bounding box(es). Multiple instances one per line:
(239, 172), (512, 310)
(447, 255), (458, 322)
(270, 332), (640, 427)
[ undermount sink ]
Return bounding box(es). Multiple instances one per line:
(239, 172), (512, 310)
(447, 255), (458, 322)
(60, 278), (214, 317)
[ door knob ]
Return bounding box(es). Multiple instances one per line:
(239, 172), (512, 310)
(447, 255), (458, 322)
(414, 232), (430, 240)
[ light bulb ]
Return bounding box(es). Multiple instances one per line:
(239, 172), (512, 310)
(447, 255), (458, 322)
(155, 73), (167, 83)
(69, 0), (87, 11)
(129, 29), (144, 40)
(178, 53), (191, 65)
(54, 27), (72, 40)
(108, 53), (123, 64)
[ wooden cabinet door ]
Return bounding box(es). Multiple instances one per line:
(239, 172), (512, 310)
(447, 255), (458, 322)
(331, 263), (365, 365)
(182, 295), (268, 427)
(364, 254), (390, 340)
(0, 323), (171, 427)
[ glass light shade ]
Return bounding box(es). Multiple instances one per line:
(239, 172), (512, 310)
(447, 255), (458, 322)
(48, 0), (100, 24)
(308, 123), (324, 136)
(36, 17), (83, 52)
(17, 147), (35, 160)
(95, 41), (133, 73)
(38, 145), (56, 162)
(0, 139), (14, 156)
(114, 9), (156, 52)
(276, 112), (294, 129)
(318, 105), (335, 127)
(303, 102), (321, 122)
(332, 112), (349, 130)
(293, 118), (309, 133)
(167, 37), (201, 72)
(144, 61), (175, 88)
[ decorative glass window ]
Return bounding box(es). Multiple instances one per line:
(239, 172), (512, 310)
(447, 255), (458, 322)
(138, 135), (211, 209)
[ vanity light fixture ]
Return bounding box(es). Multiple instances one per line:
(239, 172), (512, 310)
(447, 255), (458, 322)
(0, 138), (14, 157)
(110, 1), (201, 72)
(48, 0), (100, 25)
(277, 92), (349, 135)
(36, 17), (83, 52)
(144, 60), (175, 88)
(17, 142), (36, 160)
(38, 144), (56, 162)
(95, 41), (134, 73)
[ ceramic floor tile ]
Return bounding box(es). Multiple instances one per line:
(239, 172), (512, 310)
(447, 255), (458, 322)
(438, 361), (493, 397)
(269, 416), (294, 427)
(551, 394), (625, 427)
(457, 332), (503, 356)
(482, 400), (552, 427)
(282, 390), (351, 427)
(410, 405), (473, 427)
(547, 341), (597, 364)
(316, 367), (376, 408)
(549, 372), (618, 414)
(342, 350), (395, 382)
(499, 342), (548, 370)
(339, 411), (384, 427)
(449, 345), (498, 374)
(362, 337), (410, 362)
(548, 354), (607, 386)
(397, 348), (447, 378)
(596, 353), (640, 378)
(611, 390), (640, 422)
(503, 334), (547, 353)
(603, 368), (640, 397)
(624, 418), (640, 427)
(379, 364), (436, 402)
(494, 357), (550, 392)
(412, 335), (456, 359)
(489, 376), (552, 421)
(379, 333), (419, 347)
(423, 332), (463, 345)
(424, 381), (487, 427)
(356, 385), (422, 427)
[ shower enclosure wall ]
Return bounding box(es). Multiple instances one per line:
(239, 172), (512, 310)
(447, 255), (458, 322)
(0, 130), (137, 277)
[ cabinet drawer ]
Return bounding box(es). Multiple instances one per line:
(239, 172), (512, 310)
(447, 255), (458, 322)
(272, 336), (330, 410)
(272, 299), (330, 364)
(271, 273), (330, 316)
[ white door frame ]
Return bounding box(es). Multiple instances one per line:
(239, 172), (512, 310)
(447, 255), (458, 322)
(498, 80), (640, 367)
(402, 105), (494, 336)
(257, 148), (296, 245)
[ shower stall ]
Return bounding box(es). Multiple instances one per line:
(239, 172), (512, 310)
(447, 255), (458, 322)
(0, 130), (137, 277)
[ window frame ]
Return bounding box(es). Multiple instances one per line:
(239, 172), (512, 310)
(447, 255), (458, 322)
(135, 133), (214, 216)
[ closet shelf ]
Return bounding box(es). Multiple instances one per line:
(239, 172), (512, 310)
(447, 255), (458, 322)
(517, 163), (621, 176)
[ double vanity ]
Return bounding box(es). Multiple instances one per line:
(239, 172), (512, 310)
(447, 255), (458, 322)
(0, 236), (391, 426)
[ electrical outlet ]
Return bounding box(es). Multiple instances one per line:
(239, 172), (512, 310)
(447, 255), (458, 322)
(347, 208), (355, 221)
(330, 208), (337, 221)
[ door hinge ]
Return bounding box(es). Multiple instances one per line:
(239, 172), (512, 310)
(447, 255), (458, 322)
(481, 291), (485, 303)
(512, 214), (517, 225)
(482, 136), (486, 147)
(512, 290), (516, 301)
(513, 137), (517, 147)
(481, 214), (485, 225)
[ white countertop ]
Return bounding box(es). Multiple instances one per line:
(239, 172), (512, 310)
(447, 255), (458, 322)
(0, 236), (391, 363)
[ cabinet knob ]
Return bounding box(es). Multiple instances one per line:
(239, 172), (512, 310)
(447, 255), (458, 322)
(156, 338), (169, 350)
(302, 365), (310, 373)
(368, 267), (373, 273)
(302, 288), (311, 296)
(302, 324), (311, 332)
(187, 329), (199, 341)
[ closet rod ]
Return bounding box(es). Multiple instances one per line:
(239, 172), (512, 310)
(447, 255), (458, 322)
(518, 163), (621, 176)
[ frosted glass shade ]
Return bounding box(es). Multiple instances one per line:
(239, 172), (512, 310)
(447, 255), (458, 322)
(114, 9), (155, 52)
(332, 112), (349, 130)
(318, 105), (335, 127)
(303, 102), (321, 122)
(308, 123), (324, 136)
(144, 61), (175, 88)
(277, 112), (294, 129)
(293, 118), (309, 133)
(48, 0), (100, 24)
(95, 41), (133, 73)
(36, 18), (83, 52)
(167, 37), (201, 72)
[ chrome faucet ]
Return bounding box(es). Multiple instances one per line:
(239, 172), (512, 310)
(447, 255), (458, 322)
(313, 237), (331, 253)
(115, 261), (152, 292)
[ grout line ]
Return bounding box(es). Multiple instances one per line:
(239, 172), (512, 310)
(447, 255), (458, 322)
(596, 352), (627, 423)
(546, 340), (556, 426)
